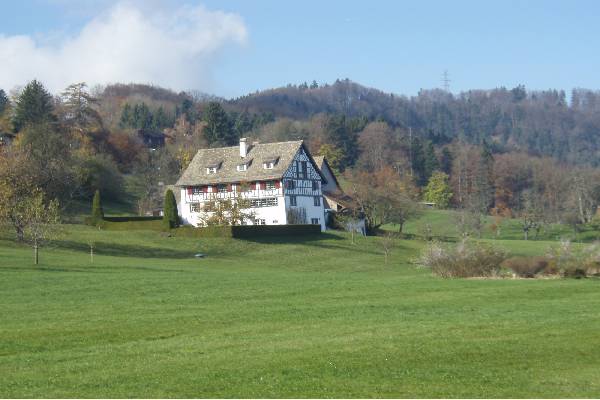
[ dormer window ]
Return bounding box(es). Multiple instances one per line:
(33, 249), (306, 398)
(237, 164), (248, 172)
(262, 156), (278, 170)
(206, 162), (220, 174)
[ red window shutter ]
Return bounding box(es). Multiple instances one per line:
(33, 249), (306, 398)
(250, 182), (256, 190)
(202, 186), (208, 193)
(187, 187), (193, 195)
(227, 184), (232, 192)
(275, 180), (281, 189)
(260, 181), (267, 190)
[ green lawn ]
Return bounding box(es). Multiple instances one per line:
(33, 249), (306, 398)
(385, 209), (600, 242)
(1, 225), (599, 398)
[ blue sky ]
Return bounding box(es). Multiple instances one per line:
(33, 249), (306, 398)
(1, 0), (599, 98)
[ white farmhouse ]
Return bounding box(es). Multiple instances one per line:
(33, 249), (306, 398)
(175, 139), (327, 231)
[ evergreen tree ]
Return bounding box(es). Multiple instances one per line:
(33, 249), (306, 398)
(203, 102), (236, 145)
(439, 147), (454, 174)
(0, 89), (8, 115)
(325, 114), (359, 172)
(12, 80), (55, 132)
(473, 142), (495, 212)
(310, 80), (319, 89)
(119, 103), (133, 128)
(91, 190), (104, 224)
(423, 141), (440, 181)
(234, 110), (253, 136)
(162, 189), (179, 229)
(410, 137), (427, 186)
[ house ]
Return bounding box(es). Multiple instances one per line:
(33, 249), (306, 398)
(175, 138), (327, 231)
(313, 156), (366, 235)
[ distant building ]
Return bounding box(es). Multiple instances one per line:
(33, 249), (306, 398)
(175, 138), (327, 231)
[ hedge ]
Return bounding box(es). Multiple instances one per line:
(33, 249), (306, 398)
(174, 224), (321, 238)
(101, 219), (165, 231)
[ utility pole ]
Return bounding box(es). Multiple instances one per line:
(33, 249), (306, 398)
(442, 70), (451, 92)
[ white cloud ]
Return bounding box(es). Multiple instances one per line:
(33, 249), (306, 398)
(0, 1), (248, 93)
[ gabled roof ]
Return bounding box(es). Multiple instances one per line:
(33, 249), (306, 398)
(312, 155), (341, 190)
(176, 140), (326, 186)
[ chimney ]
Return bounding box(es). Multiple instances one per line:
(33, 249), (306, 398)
(239, 137), (248, 158)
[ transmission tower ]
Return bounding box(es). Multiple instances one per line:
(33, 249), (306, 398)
(442, 70), (451, 92)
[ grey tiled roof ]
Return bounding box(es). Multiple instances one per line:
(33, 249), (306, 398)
(176, 140), (324, 186)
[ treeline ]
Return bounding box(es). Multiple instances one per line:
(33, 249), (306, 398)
(231, 79), (600, 166)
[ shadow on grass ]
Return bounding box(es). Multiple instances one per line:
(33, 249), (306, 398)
(54, 240), (195, 259)
(237, 232), (342, 244)
(0, 264), (193, 274)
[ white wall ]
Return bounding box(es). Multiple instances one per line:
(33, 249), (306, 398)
(284, 194), (326, 231)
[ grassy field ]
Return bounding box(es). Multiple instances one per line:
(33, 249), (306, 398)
(385, 208), (600, 242)
(1, 223), (600, 398)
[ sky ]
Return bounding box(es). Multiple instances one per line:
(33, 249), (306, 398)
(1, 0), (600, 98)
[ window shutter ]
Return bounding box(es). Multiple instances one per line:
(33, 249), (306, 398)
(260, 181), (267, 190)
(187, 187), (193, 195)
(202, 186), (208, 193)
(227, 184), (232, 192)
(275, 180), (281, 189)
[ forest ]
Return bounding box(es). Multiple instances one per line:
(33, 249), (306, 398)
(0, 78), (599, 236)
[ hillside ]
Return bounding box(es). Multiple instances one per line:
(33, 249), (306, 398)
(230, 80), (600, 166)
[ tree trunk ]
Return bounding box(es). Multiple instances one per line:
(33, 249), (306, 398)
(524, 229), (528, 241)
(90, 245), (94, 263)
(34, 244), (39, 265)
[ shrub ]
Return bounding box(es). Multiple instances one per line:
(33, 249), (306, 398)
(501, 256), (549, 278)
(163, 189), (179, 229)
(416, 239), (506, 278)
(90, 190), (104, 225)
(545, 240), (600, 278)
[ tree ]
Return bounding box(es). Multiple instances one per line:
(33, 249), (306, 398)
(60, 82), (102, 131)
(91, 190), (104, 224)
(0, 89), (8, 115)
(348, 167), (418, 234)
(0, 147), (37, 240)
(423, 141), (439, 181)
(12, 80), (55, 132)
(163, 189), (179, 229)
(197, 193), (256, 226)
(324, 114), (359, 172)
(203, 102), (235, 145)
(423, 171), (453, 209)
(22, 191), (60, 265)
(317, 144), (345, 173)
(439, 147), (454, 174)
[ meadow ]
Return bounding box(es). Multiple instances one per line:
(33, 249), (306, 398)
(1, 218), (600, 398)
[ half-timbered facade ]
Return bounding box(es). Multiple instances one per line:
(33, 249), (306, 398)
(175, 139), (327, 231)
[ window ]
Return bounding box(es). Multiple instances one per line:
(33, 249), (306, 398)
(263, 162), (274, 169)
(297, 161), (308, 178)
(314, 196), (321, 206)
(285, 179), (296, 190)
(312, 181), (319, 190)
(190, 203), (201, 212)
(192, 187), (203, 195)
(266, 181), (276, 190)
(272, 220), (278, 224)
(237, 164), (247, 172)
(257, 219), (266, 225)
(250, 198), (278, 208)
(311, 218), (320, 225)
(217, 184), (227, 193)
(206, 167), (217, 174)
(289, 195), (297, 206)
